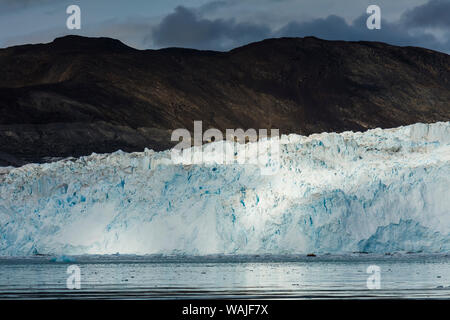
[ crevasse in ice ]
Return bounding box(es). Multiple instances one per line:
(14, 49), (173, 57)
(0, 122), (449, 256)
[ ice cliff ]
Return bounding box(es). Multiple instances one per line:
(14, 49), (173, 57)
(0, 122), (449, 256)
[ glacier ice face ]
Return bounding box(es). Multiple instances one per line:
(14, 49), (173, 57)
(0, 122), (449, 256)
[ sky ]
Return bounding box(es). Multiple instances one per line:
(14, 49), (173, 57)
(0, 0), (449, 53)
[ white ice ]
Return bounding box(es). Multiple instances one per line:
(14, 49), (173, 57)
(0, 122), (449, 256)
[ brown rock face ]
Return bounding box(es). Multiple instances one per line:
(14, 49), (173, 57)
(0, 35), (449, 166)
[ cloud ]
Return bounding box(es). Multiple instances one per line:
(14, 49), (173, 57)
(2, 0), (449, 54)
(196, 0), (229, 14)
(151, 5), (271, 50)
(150, 3), (450, 53)
(401, 0), (450, 28)
(276, 14), (448, 51)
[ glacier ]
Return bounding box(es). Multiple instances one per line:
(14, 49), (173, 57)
(0, 122), (449, 256)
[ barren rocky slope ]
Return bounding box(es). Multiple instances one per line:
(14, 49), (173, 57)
(0, 35), (449, 165)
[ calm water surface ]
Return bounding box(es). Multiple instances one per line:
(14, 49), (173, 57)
(0, 254), (449, 299)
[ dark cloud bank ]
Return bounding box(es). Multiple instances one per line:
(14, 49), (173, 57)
(152, 6), (271, 51)
(152, 0), (450, 53)
(402, 0), (450, 28)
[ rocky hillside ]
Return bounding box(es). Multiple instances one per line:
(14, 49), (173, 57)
(0, 35), (449, 166)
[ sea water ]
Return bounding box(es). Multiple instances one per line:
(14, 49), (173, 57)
(0, 254), (449, 299)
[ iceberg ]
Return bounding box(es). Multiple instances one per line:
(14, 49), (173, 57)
(0, 122), (449, 256)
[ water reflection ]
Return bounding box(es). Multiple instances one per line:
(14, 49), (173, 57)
(0, 255), (449, 299)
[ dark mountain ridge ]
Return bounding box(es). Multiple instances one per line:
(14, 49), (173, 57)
(0, 35), (449, 166)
